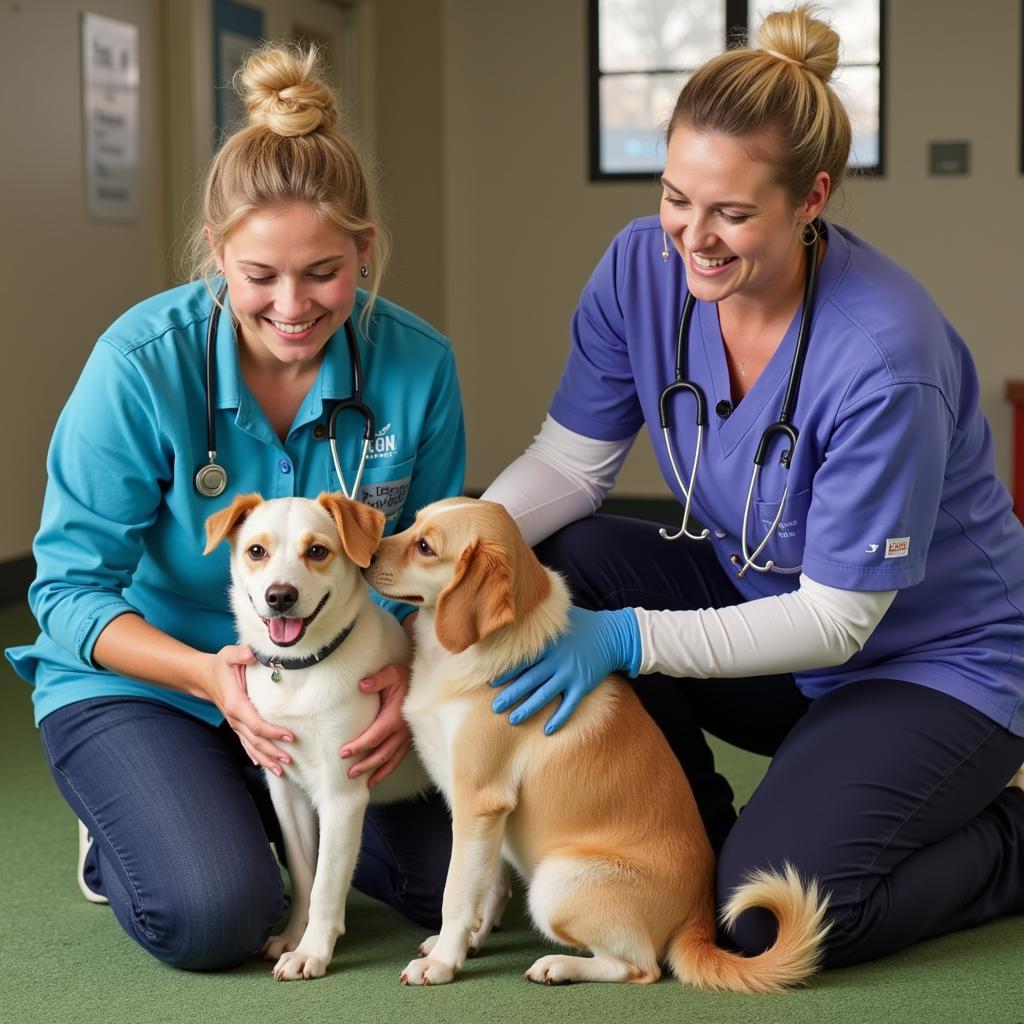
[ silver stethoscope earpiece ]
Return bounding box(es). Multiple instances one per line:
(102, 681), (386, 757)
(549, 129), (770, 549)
(658, 222), (821, 578)
(195, 287), (375, 501)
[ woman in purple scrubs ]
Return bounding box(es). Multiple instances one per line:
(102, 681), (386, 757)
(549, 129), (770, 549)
(483, 6), (1024, 967)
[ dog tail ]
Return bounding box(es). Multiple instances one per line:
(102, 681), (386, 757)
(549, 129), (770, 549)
(667, 864), (830, 994)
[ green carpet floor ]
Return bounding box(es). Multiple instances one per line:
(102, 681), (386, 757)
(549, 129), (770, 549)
(1, 599), (1021, 1024)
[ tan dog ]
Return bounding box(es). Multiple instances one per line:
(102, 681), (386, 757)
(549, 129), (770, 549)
(205, 493), (426, 981)
(364, 497), (828, 992)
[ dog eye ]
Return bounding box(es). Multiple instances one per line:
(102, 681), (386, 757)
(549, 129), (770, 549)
(307, 544), (329, 561)
(246, 544), (266, 560)
(416, 539), (435, 557)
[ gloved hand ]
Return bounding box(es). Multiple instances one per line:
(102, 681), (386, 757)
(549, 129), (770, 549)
(490, 605), (642, 735)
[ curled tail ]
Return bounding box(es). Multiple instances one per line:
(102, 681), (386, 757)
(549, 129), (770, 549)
(667, 864), (830, 994)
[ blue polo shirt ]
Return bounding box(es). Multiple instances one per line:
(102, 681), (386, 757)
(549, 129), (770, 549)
(8, 281), (466, 725)
(550, 217), (1024, 734)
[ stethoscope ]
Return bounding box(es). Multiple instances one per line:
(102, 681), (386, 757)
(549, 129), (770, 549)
(194, 286), (376, 500)
(658, 222), (821, 578)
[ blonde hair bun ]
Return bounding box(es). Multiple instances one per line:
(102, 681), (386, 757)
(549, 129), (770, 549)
(757, 4), (840, 83)
(238, 45), (338, 138)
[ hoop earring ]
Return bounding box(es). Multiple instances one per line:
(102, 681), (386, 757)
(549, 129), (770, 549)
(801, 220), (820, 247)
(360, 264), (369, 278)
(661, 231), (670, 261)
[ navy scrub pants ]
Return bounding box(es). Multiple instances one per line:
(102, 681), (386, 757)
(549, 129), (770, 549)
(534, 515), (1024, 968)
(40, 696), (451, 970)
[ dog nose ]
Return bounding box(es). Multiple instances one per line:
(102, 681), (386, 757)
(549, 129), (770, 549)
(265, 584), (299, 613)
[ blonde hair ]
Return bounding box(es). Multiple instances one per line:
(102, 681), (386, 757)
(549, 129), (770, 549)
(669, 4), (851, 209)
(184, 44), (389, 328)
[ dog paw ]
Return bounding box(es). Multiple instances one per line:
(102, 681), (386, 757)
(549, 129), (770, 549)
(524, 955), (576, 985)
(417, 935), (478, 959)
(272, 950), (329, 981)
(401, 956), (457, 986)
(262, 932), (301, 960)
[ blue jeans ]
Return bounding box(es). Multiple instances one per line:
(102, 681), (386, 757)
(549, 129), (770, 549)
(40, 697), (451, 971)
(535, 515), (1024, 967)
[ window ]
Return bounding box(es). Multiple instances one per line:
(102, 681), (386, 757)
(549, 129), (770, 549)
(589, 0), (885, 179)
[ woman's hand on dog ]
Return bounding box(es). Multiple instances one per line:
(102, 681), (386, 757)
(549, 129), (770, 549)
(205, 645), (294, 775)
(490, 606), (643, 734)
(341, 664), (413, 787)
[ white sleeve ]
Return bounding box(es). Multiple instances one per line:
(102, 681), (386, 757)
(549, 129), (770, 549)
(481, 415), (635, 547)
(636, 575), (896, 678)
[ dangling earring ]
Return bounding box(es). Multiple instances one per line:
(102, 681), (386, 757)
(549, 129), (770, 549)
(360, 264), (369, 278)
(801, 220), (820, 247)
(661, 231), (670, 261)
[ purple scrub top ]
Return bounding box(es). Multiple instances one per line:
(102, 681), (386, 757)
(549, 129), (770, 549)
(550, 216), (1024, 735)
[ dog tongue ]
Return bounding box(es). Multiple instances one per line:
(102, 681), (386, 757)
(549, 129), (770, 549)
(269, 617), (302, 644)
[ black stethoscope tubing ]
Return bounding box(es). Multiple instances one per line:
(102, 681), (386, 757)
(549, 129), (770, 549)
(194, 285), (371, 498)
(661, 224), (820, 463)
(657, 222), (822, 573)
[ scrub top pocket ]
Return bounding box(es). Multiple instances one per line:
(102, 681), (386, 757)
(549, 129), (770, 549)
(750, 487), (811, 574)
(327, 456), (414, 529)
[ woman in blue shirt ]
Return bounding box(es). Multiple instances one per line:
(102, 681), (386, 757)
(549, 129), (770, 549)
(483, 7), (1024, 970)
(8, 45), (464, 969)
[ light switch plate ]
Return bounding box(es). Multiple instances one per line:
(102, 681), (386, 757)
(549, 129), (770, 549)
(929, 141), (970, 175)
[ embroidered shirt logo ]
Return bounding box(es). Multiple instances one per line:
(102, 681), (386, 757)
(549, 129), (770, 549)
(885, 537), (910, 559)
(366, 423), (398, 461)
(865, 543), (879, 554)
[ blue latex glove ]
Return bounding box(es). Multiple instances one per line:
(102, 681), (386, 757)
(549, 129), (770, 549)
(490, 606), (642, 735)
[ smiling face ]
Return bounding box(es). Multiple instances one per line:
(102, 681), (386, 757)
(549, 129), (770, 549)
(215, 200), (371, 371)
(204, 492), (385, 655)
(230, 498), (352, 650)
(659, 125), (828, 311)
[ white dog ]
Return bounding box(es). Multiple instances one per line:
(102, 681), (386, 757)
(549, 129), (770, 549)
(205, 492), (426, 981)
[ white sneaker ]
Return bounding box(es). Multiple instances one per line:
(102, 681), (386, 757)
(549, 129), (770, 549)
(77, 820), (109, 905)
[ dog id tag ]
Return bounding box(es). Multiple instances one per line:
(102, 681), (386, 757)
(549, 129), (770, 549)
(271, 665), (282, 683)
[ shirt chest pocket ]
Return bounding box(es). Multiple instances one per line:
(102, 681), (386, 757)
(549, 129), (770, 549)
(750, 487), (811, 574)
(326, 455), (414, 530)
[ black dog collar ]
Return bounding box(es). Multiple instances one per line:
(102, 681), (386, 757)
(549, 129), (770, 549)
(252, 617), (358, 682)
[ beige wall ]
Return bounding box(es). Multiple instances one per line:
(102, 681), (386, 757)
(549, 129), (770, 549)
(371, 0), (445, 328)
(3, 0), (1024, 566)
(0, 0), (168, 562)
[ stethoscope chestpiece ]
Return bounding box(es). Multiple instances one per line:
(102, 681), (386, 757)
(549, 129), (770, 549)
(196, 285), (229, 499)
(195, 459), (228, 498)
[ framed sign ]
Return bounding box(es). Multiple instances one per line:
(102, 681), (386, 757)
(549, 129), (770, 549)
(81, 12), (139, 220)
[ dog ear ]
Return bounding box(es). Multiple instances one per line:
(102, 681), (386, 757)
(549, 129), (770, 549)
(434, 540), (516, 653)
(317, 492), (386, 569)
(502, 510), (552, 622)
(203, 493), (263, 554)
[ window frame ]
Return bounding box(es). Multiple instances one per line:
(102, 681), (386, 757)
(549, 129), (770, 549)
(587, 0), (887, 181)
